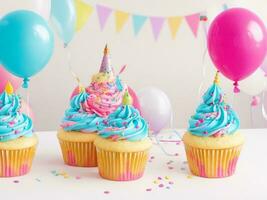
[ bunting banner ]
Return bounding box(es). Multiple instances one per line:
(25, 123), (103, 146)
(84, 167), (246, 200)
(74, 0), (206, 40)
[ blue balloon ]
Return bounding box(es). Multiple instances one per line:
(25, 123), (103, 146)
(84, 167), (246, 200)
(0, 10), (54, 88)
(51, 0), (76, 46)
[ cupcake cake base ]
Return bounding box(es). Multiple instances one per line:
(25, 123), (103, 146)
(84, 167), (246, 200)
(0, 135), (38, 177)
(57, 129), (98, 167)
(183, 132), (244, 178)
(94, 136), (152, 181)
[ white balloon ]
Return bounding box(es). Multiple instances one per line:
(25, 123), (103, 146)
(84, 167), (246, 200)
(239, 69), (267, 96)
(31, 0), (51, 21)
(0, 0), (51, 21)
(137, 87), (172, 133)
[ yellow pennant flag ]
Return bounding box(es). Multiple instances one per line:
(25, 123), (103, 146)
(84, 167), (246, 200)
(115, 10), (129, 32)
(75, 0), (94, 32)
(168, 16), (183, 39)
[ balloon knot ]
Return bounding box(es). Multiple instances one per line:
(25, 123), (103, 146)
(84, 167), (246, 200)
(233, 81), (240, 93)
(22, 78), (30, 89)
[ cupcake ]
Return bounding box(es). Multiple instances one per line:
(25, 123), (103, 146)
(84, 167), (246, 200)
(0, 82), (37, 177)
(94, 90), (152, 181)
(183, 72), (244, 178)
(58, 45), (125, 167)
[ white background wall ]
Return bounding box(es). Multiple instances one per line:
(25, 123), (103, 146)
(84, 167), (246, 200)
(0, 0), (266, 131)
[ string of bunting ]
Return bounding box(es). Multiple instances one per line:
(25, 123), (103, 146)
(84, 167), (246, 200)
(74, 0), (208, 40)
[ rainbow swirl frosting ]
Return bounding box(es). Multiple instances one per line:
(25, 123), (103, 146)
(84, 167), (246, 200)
(83, 72), (125, 118)
(99, 91), (149, 141)
(0, 83), (33, 142)
(188, 73), (240, 137)
(61, 89), (106, 132)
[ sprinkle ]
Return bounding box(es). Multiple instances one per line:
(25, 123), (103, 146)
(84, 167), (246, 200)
(168, 166), (174, 170)
(153, 180), (158, 184)
(104, 191), (110, 194)
(146, 188), (152, 192)
(13, 180), (19, 183)
(165, 176), (170, 180)
(166, 186), (171, 189)
(159, 184), (164, 188)
(187, 175), (193, 179)
(75, 176), (81, 180)
(183, 161), (188, 164)
(35, 178), (41, 182)
(174, 153), (179, 156)
(168, 181), (174, 185)
(150, 156), (155, 159)
(157, 177), (162, 180)
(181, 167), (186, 171)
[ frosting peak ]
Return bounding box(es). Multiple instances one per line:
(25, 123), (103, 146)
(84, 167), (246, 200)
(188, 81), (240, 137)
(0, 90), (33, 142)
(99, 103), (149, 141)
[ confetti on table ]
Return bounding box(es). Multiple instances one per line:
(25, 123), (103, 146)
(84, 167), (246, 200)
(147, 176), (175, 192)
(104, 191), (110, 194)
(13, 180), (19, 183)
(75, 176), (81, 180)
(181, 167), (186, 171)
(187, 175), (193, 179)
(168, 166), (174, 170)
(35, 178), (41, 182)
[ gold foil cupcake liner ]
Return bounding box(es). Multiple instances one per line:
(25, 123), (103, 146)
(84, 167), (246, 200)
(96, 148), (149, 181)
(58, 139), (97, 167)
(0, 146), (36, 177)
(184, 144), (242, 178)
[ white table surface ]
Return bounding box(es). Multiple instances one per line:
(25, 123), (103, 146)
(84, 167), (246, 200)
(0, 129), (266, 200)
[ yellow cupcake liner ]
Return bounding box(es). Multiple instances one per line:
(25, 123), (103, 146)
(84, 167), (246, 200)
(96, 148), (149, 181)
(0, 146), (36, 177)
(58, 139), (97, 167)
(184, 144), (242, 178)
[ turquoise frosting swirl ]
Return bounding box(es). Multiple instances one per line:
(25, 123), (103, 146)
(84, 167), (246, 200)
(99, 105), (149, 141)
(188, 83), (240, 137)
(61, 91), (105, 132)
(0, 92), (33, 142)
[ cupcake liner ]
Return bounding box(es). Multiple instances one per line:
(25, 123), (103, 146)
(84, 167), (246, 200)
(58, 139), (97, 167)
(96, 147), (149, 181)
(184, 144), (242, 178)
(0, 146), (36, 177)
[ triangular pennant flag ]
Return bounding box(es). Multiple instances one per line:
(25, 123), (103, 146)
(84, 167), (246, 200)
(167, 16), (183, 39)
(96, 4), (112, 31)
(150, 17), (165, 40)
(132, 15), (147, 35)
(115, 10), (130, 32)
(74, 0), (93, 32)
(185, 13), (200, 37)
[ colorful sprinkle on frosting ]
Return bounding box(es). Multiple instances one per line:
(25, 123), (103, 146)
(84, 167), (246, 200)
(0, 83), (33, 142)
(188, 72), (240, 137)
(99, 91), (149, 141)
(83, 45), (125, 117)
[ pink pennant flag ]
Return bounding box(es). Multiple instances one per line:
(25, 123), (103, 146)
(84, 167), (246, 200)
(150, 17), (165, 40)
(96, 4), (112, 31)
(185, 13), (200, 37)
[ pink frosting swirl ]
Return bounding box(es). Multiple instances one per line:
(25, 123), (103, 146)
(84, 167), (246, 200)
(82, 81), (124, 117)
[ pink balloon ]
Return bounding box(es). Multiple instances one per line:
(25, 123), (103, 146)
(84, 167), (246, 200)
(70, 86), (79, 99)
(70, 86), (141, 111)
(20, 100), (35, 122)
(208, 8), (267, 85)
(137, 87), (172, 134)
(127, 86), (141, 111)
(0, 65), (22, 92)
